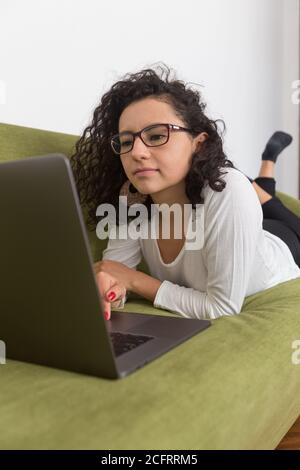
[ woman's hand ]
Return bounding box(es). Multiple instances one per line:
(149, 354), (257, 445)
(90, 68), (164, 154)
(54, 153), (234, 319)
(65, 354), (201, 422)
(94, 259), (163, 319)
(95, 270), (126, 321)
(94, 259), (136, 291)
(94, 260), (134, 320)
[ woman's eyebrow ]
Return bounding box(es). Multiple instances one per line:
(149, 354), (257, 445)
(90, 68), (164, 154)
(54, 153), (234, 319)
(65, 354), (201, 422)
(118, 128), (133, 133)
(119, 122), (162, 133)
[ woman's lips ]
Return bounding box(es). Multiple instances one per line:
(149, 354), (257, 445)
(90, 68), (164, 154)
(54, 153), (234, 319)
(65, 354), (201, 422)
(134, 169), (159, 176)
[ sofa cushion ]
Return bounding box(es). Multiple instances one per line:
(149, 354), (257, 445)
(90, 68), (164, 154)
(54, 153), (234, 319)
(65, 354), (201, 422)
(0, 278), (300, 450)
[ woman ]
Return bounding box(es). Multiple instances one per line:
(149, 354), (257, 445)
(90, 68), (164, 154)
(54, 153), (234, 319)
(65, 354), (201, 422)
(70, 64), (300, 321)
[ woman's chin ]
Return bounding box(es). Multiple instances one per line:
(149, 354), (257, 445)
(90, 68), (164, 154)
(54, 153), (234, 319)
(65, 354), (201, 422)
(134, 182), (159, 195)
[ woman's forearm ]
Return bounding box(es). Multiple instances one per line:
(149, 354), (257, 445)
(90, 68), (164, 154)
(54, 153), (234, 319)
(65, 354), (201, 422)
(129, 270), (162, 303)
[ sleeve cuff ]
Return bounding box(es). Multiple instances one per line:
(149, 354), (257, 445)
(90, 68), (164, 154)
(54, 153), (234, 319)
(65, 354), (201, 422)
(153, 280), (183, 316)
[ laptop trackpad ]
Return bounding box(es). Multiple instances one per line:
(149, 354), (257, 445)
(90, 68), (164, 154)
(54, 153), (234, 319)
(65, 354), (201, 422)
(106, 311), (152, 333)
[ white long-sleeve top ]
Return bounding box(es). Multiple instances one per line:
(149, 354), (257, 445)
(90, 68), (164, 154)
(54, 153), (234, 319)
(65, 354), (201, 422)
(102, 167), (300, 320)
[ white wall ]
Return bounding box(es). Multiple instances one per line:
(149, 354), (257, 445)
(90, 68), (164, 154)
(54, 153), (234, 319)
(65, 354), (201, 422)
(0, 0), (299, 196)
(276, 0), (300, 197)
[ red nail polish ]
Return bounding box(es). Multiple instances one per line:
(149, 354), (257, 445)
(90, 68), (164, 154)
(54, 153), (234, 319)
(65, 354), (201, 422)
(104, 311), (110, 320)
(107, 291), (116, 301)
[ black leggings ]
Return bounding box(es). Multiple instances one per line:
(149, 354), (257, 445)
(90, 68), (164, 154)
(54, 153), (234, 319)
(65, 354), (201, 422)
(254, 177), (300, 267)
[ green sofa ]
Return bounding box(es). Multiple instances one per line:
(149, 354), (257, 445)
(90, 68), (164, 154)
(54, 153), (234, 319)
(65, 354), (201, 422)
(1, 122), (300, 450)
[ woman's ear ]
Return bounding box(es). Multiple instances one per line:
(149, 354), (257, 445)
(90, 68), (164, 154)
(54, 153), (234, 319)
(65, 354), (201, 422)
(193, 132), (209, 151)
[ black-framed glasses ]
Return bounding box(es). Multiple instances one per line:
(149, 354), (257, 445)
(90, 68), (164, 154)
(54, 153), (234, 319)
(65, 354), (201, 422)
(110, 123), (193, 155)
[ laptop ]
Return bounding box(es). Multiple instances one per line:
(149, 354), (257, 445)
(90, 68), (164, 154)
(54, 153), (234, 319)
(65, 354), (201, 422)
(0, 154), (211, 379)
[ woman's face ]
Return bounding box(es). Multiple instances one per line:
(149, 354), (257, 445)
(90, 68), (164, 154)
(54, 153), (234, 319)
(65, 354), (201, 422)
(118, 97), (206, 205)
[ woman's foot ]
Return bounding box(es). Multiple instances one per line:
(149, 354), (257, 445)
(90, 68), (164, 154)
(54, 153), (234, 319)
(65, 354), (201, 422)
(262, 131), (293, 163)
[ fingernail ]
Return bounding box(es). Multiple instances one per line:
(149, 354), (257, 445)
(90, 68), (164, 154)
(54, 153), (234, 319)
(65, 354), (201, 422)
(104, 311), (110, 320)
(107, 291), (116, 301)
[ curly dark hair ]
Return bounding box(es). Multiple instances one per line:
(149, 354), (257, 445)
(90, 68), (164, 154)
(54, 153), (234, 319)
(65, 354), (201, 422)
(70, 62), (236, 230)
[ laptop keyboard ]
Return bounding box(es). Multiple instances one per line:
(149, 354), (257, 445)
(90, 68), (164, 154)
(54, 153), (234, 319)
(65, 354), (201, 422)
(109, 332), (155, 357)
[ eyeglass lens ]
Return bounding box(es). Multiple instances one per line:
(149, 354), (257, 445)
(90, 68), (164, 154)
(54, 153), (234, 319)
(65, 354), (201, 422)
(112, 124), (169, 154)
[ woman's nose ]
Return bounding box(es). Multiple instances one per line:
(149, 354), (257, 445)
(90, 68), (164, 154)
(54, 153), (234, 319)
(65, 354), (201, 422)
(130, 136), (150, 158)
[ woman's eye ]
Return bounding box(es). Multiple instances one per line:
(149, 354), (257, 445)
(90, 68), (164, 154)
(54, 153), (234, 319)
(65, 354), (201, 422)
(150, 134), (164, 141)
